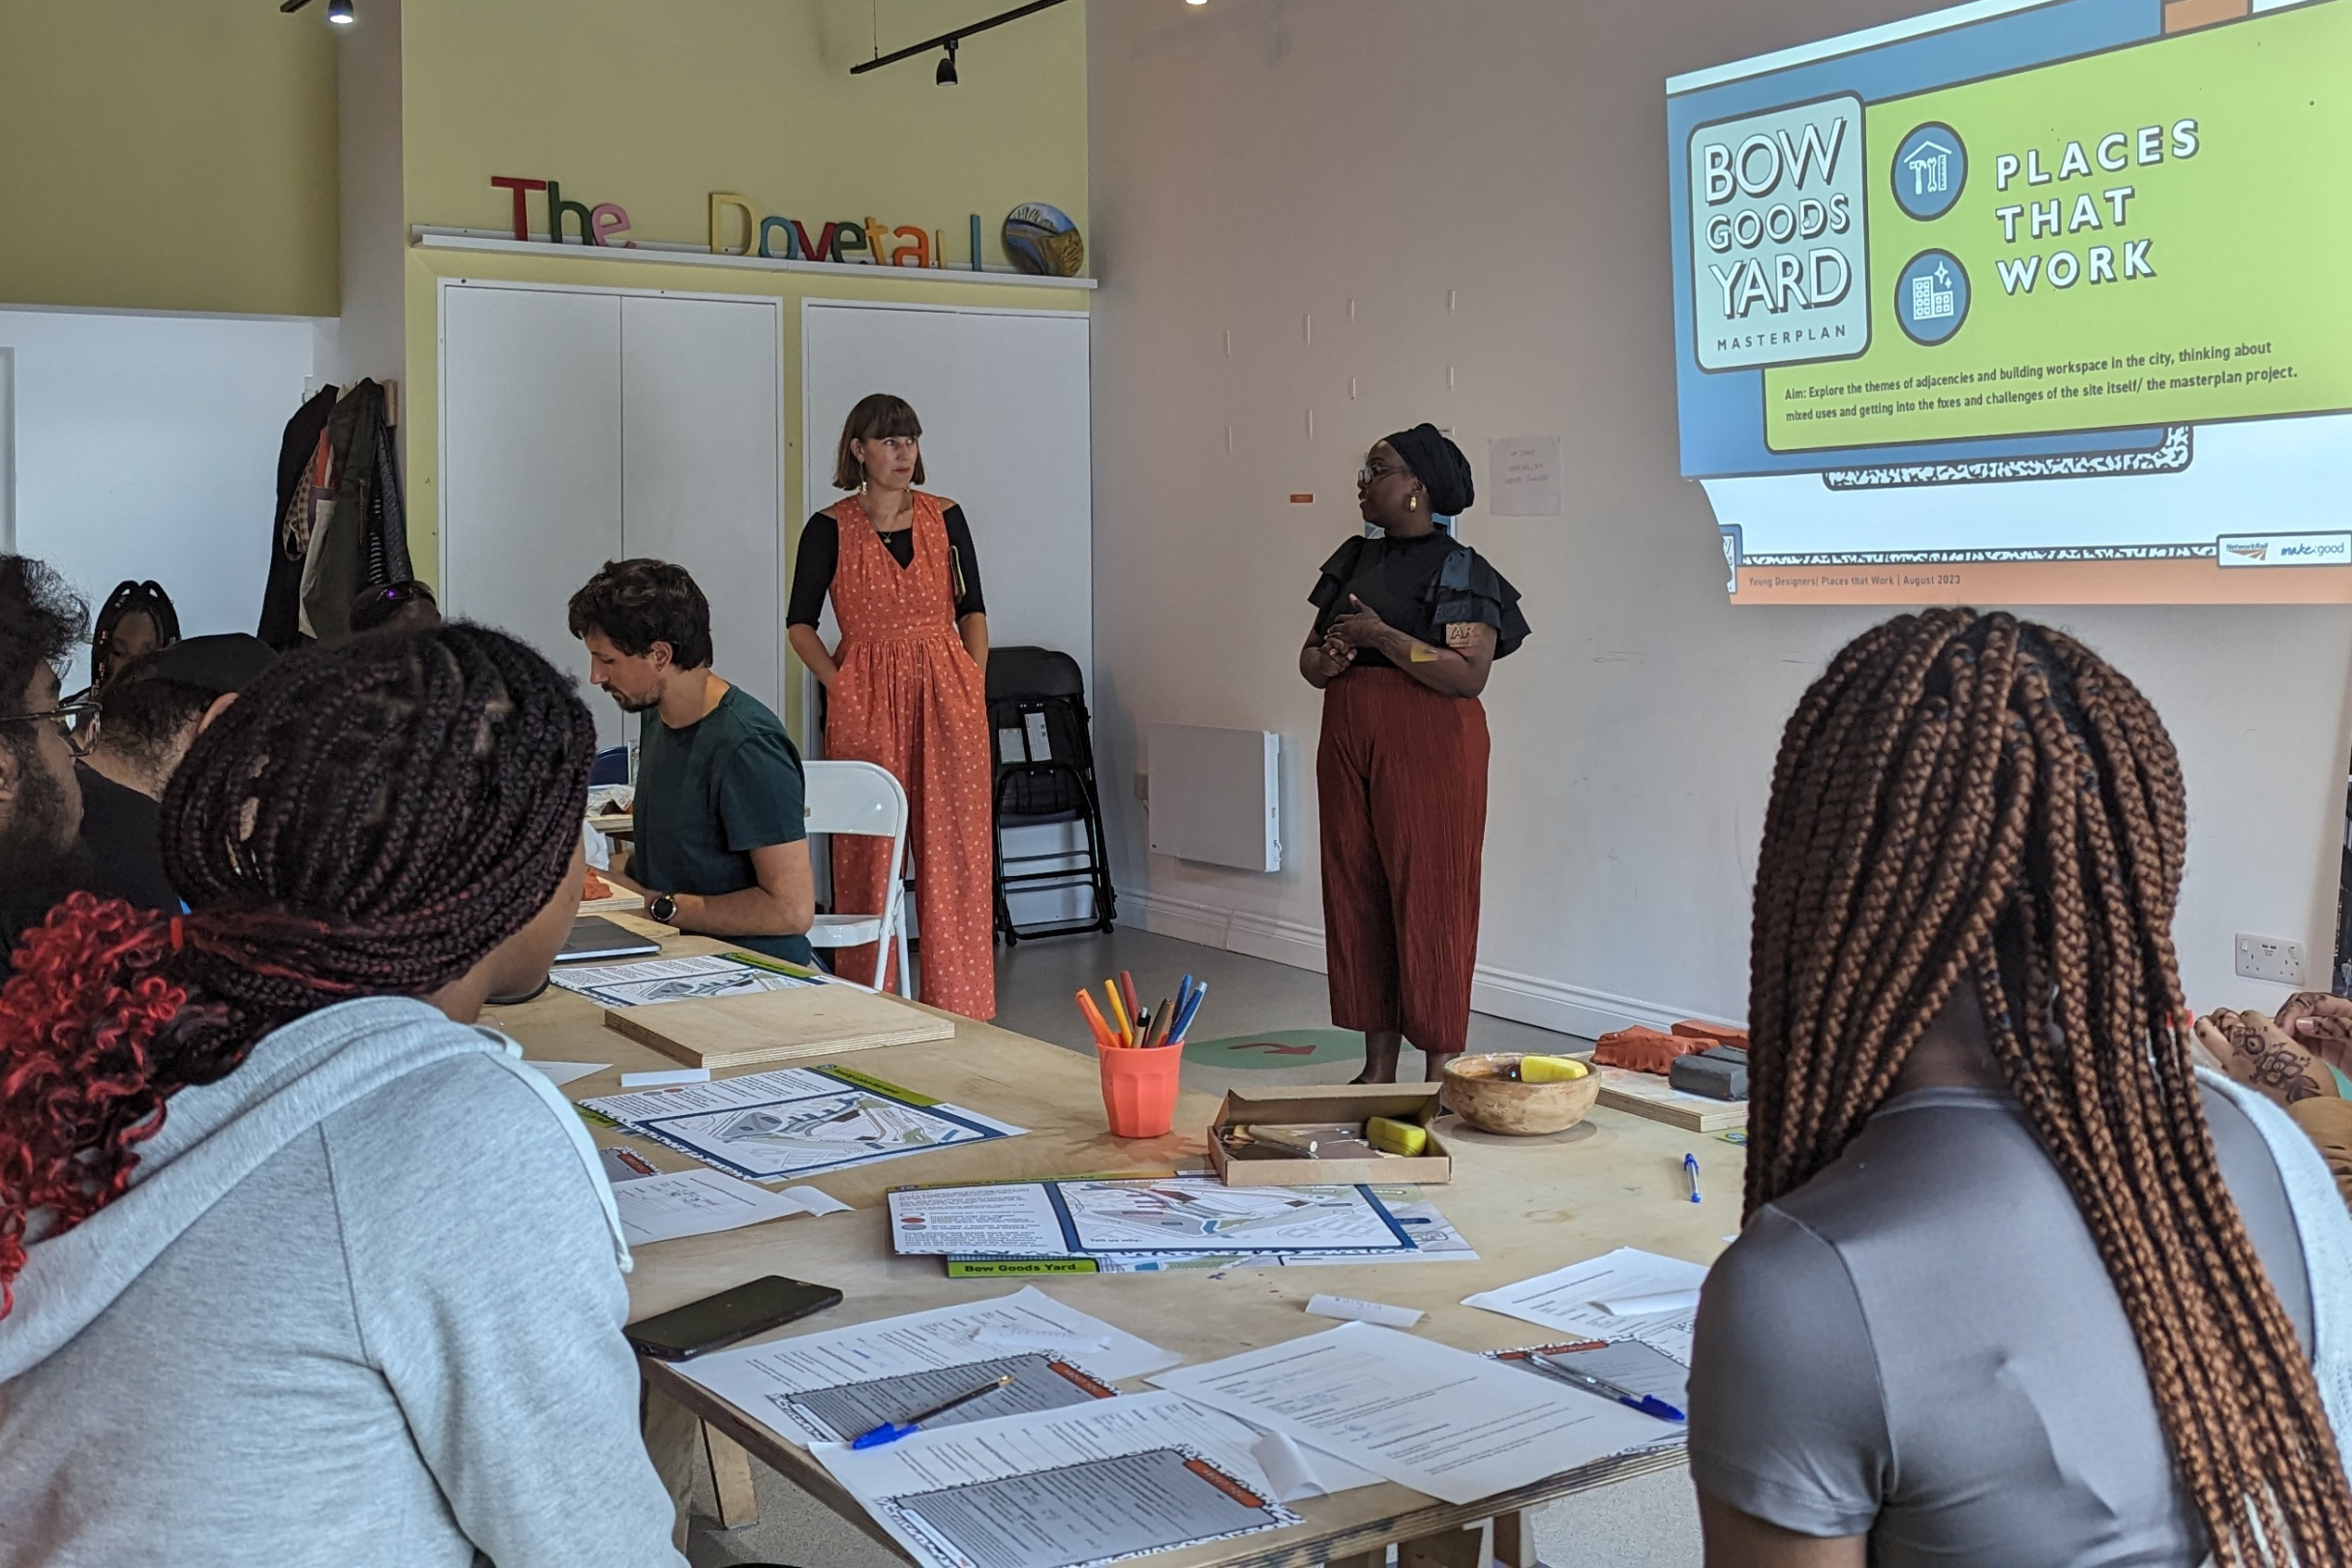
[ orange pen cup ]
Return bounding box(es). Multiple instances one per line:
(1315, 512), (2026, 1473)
(1098, 1039), (1183, 1138)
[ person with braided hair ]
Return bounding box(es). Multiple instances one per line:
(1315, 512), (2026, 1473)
(1687, 610), (2352, 1568)
(0, 624), (685, 1567)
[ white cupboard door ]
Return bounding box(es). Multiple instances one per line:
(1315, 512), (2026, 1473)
(620, 294), (784, 725)
(440, 285), (625, 746)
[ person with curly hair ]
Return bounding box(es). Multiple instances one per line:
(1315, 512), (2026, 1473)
(0, 623), (684, 1567)
(1688, 610), (2351, 1567)
(0, 556), (94, 956)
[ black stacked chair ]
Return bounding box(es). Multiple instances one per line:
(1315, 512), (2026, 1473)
(985, 646), (1116, 944)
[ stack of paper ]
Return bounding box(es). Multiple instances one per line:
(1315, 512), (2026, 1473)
(1462, 1247), (1710, 1363)
(678, 1287), (1182, 1446)
(813, 1390), (1305, 1568)
(1150, 1321), (1669, 1505)
(550, 953), (805, 1009)
(602, 1161), (849, 1247)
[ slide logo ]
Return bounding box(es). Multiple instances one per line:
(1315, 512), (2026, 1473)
(1689, 95), (1869, 371)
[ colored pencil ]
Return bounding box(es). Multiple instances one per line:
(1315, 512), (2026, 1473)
(1104, 980), (1133, 1046)
(1119, 971), (1142, 1028)
(1075, 989), (1116, 1050)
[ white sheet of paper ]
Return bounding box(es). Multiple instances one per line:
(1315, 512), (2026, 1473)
(679, 1287), (1182, 1446)
(1150, 1321), (1666, 1505)
(781, 1185), (853, 1217)
(1306, 1294), (1424, 1329)
(1462, 1247), (1711, 1364)
(612, 1167), (811, 1245)
(1248, 1428), (1382, 1501)
(1487, 434), (1562, 516)
(620, 1067), (710, 1088)
(813, 1390), (1298, 1568)
(525, 1060), (609, 1088)
(548, 952), (804, 1009)
(890, 1182), (1068, 1256)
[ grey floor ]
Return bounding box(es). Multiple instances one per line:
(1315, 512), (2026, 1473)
(684, 926), (1704, 1568)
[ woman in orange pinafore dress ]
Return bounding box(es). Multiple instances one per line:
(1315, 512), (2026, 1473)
(787, 394), (996, 1020)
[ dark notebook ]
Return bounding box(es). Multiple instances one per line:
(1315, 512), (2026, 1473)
(556, 915), (661, 963)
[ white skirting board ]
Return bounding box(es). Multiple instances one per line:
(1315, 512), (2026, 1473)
(1119, 888), (1731, 1041)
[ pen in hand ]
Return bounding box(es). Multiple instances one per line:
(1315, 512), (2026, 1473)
(850, 1372), (1016, 1449)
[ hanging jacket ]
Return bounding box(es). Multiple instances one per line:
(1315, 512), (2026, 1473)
(258, 381), (412, 649)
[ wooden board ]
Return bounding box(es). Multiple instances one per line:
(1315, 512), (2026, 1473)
(603, 984), (954, 1069)
(1591, 1066), (1748, 1133)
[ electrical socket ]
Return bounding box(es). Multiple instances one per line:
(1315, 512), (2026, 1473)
(2235, 933), (2305, 986)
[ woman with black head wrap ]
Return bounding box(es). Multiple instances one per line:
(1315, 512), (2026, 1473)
(1301, 425), (1530, 1082)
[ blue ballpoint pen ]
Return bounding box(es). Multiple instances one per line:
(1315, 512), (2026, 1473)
(1683, 1152), (1702, 1203)
(1530, 1354), (1686, 1423)
(849, 1372), (1013, 1450)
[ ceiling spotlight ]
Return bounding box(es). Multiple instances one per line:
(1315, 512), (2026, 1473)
(327, 0), (355, 21)
(1187, 0), (1207, 6)
(936, 40), (959, 86)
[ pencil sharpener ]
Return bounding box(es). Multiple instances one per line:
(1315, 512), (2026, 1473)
(1669, 1045), (1748, 1101)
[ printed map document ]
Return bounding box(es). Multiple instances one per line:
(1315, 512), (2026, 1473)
(549, 952), (807, 1009)
(583, 1064), (1024, 1183)
(891, 1176), (1413, 1258)
(943, 1182), (1477, 1277)
(1462, 1248), (1711, 1364)
(814, 1390), (1298, 1568)
(1150, 1321), (1666, 1505)
(679, 1287), (1180, 1446)
(608, 1166), (845, 1247)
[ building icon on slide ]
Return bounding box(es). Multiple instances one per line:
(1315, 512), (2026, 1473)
(1911, 264), (1956, 321)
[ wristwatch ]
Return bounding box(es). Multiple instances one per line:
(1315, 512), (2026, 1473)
(648, 892), (679, 925)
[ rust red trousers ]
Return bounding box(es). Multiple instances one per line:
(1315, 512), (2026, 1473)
(1316, 667), (1490, 1056)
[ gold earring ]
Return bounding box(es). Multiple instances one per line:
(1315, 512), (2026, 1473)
(1408, 497), (1418, 509)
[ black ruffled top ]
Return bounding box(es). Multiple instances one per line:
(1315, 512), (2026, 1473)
(1309, 531), (1530, 670)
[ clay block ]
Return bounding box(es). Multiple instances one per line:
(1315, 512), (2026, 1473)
(1592, 1025), (1705, 1075)
(1673, 1019), (1750, 1049)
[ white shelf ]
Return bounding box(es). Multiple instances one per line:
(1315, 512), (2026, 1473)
(410, 227), (1097, 290)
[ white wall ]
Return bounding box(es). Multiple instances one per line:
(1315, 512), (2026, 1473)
(1086, 0), (2352, 1030)
(0, 306), (320, 689)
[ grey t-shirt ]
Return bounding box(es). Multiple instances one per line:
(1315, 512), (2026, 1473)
(1688, 1085), (2311, 1565)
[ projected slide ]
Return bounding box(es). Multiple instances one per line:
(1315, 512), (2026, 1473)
(1668, 0), (2350, 605)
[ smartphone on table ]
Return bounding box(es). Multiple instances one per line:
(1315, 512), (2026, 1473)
(625, 1275), (842, 1362)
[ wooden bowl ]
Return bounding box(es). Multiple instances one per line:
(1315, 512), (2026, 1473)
(1441, 1052), (1601, 1136)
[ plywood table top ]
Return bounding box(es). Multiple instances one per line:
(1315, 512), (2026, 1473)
(488, 920), (1739, 1567)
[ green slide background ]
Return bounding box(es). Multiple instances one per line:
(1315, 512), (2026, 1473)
(1763, 1), (2348, 451)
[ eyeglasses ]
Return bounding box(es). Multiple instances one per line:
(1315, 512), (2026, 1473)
(1358, 463), (1410, 485)
(0, 700), (102, 757)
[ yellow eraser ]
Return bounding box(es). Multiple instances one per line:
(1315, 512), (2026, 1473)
(1367, 1116), (1429, 1157)
(1521, 1055), (1589, 1082)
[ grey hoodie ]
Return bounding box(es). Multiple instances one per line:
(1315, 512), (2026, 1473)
(0, 995), (686, 1567)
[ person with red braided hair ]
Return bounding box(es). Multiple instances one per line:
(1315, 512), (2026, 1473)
(1688, 611), (2351, 1568)
(0, 624), (686, 1566)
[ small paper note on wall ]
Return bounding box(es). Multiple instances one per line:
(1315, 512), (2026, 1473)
(1488, 435), (1562, 517)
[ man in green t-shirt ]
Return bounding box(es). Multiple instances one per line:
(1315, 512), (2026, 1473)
(566, 559), (815, 966)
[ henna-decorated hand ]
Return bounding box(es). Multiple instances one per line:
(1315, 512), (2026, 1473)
(2198, 1008), (2340, 1105)
(2276, 991), (2352, 1075)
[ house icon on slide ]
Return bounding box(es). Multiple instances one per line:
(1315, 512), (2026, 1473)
(1904, 138), (1954, 196)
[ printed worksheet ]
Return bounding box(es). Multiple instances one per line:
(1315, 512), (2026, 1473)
(584, 1066), (1024, 1183)
(942, 1183), (1477, 1276)
(891, 1176), (1413, 1258)
(548, 953), (805, 1009)
(679, 1287), (1180, 1446)
(814, 1390), (1299, 1568)
(1461, 1248), (1711, 1364)
(1151, 1322), (1668, 1506)
(607, 1167), (847, 1247)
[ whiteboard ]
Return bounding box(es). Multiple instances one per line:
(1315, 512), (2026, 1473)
(800, 300), (1092, 694)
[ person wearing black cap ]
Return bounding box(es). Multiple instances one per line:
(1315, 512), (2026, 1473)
(1301, 425), (1530, 1082)
(74, 633), (277, 912)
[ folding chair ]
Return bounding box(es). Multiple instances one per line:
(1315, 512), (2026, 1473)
(801, 760), (914, 996)
(986, 646), (1116, 944)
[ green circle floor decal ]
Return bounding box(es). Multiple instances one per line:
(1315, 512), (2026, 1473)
(1182, 1029), (1365, 1069)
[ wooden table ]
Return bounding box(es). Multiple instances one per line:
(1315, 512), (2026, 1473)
(488, 920), (1739, 1568)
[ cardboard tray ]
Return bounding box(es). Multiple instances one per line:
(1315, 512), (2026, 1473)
(603, 983), (953, 1070)
(1206, 1083), (1453, 1185)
